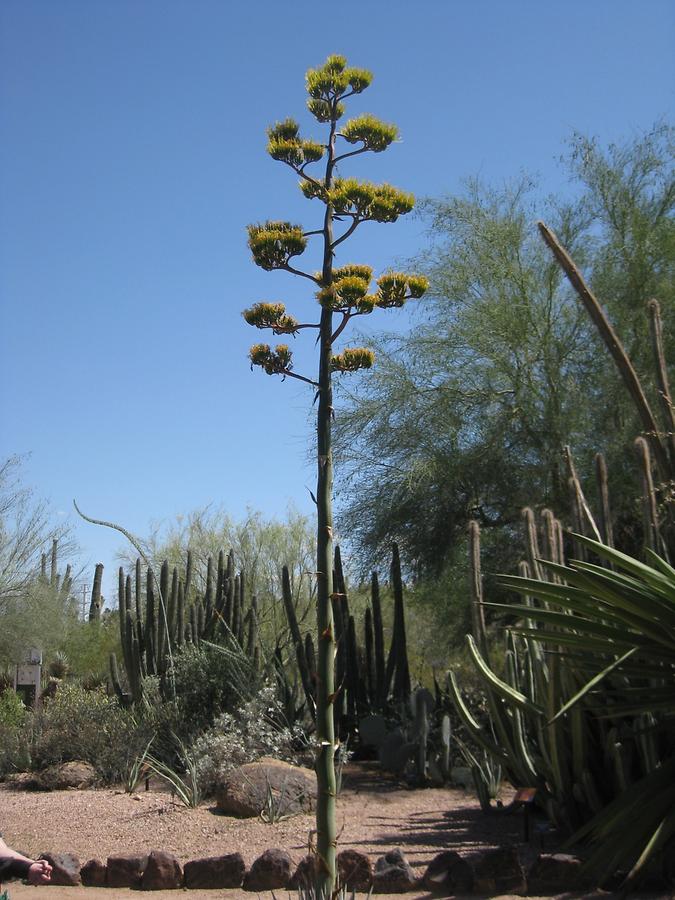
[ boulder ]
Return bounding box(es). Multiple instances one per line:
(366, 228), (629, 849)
(35, 761), (97, 791)
(288, 854), (315, 889)
(141, 850), (182, 890)
(450, 765), (474, 789)
(422, 850), (473, 894)
(183, 853), (246, 889)
(472, 845), (526, 895)
(2, 772), (41, 790)
(373, 848), (418, 893)
(378, 729), (413, 774)
(243, 848), (292, 891)
(338, 849), (373, 891)
(39, 852), (81, 886)
(107, 853), (148, 888)
(358, 714), (388, 748)
(527, 853), (592, 894)
(216, 757), (315, 819)
(81, 858), (107, 887)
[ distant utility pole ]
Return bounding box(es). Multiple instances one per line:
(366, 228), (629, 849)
(81, 583), (89, 620)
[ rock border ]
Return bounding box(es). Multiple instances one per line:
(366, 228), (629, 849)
(32, 845), (597, 894)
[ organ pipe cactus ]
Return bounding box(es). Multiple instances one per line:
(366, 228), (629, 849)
(104, 544), (261, 703)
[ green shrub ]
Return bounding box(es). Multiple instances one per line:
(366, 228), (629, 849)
(32, 683), (153, 783)
(0, 689), (31, 777)
(193, 683), (304, 796)
(0, 688), (27, 728)
(170, 642), (261, 738)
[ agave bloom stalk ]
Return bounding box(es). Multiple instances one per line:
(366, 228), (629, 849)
(244, 55), (427, 896)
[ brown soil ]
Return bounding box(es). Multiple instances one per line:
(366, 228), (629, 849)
(0, 763), (665, 899)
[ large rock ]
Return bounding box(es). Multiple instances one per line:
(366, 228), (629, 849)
(81, 858), (107, 886)
(183, 853), (246, 889)
(422, 850), (473, 894)
(243, 848), (292, 891)
(107, 853), (148, 888)
(40, 852), (81, 886)
(141, 850), (182, 890)
(373, 848), (418, 893)
(527, 853), (592, 895)
(216, 757), (315, 819)
(378, 729), (413, 775)
(35, 761), (97, 791)
(288, 854), (315, 890)
(338, 849), (372, 891)
(472, 845), (526, 895)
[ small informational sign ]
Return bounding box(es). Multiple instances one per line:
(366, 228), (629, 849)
(27, 648), (43, 665)
(15, 658), (42, 708)
(16, 664), (41, 686)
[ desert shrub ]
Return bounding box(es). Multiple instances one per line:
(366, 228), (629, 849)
(0, 689), (31, 777)
(192, 683), (305, 796)
(31, 683), (153, 783)
(0, 688), (27, 728)
(170, 641), (262, 739)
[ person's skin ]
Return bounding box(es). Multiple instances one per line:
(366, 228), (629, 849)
(0, 837), (52, 884)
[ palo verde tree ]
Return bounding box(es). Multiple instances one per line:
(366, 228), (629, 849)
(244, 55), (427, 895)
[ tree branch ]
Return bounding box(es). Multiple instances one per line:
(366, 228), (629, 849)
(331, 217), (361, 250)
(330, 312), (352, 344)
(333, 146), (369, 165)
(281, 370), (319, 388)
(282, 263), (321, 284)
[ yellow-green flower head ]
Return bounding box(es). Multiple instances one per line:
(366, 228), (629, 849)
(266, 119), (325, 167)
(300, 180), (329, 202)
(242, 302), (300, 335)
(267, 118), (301, 142)
(341, 114), (398, 152)
(333, 264), (373, 284)
(331, 179), (414, 222)
(247, 221), (307, 271)
(307, 98), (342, 123)
(406, 274), (429, 298)
(356, 294), (376, 314)
(331, 347), (375, 373)
(304, 56), (372, 122)
(249, 343), (293, 375)
(375, 271), (429, 307)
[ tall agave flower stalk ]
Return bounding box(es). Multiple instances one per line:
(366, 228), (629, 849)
(243, 55), (427, 896)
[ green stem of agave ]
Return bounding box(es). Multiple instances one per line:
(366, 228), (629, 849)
(314, 101), (338, 898)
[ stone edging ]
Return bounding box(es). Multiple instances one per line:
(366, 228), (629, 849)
(34, 845), (593, 895)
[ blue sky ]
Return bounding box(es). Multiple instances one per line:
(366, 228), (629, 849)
(1, 0), (673, 601)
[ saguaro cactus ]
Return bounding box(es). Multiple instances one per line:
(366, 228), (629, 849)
(243, 55), (426, 895)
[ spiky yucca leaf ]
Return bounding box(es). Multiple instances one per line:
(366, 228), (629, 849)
(496, 534), (675, 887)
